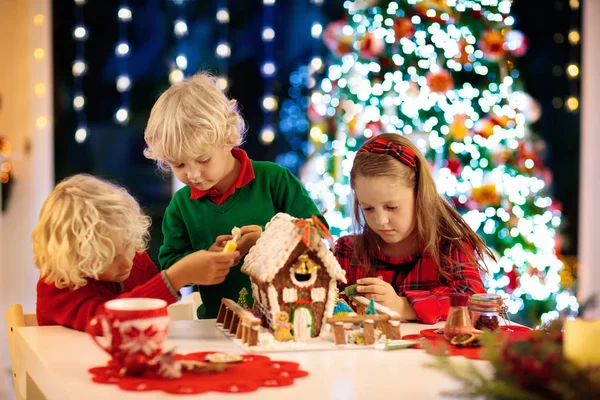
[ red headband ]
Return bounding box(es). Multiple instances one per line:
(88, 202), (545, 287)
(358, 138), (418, 171)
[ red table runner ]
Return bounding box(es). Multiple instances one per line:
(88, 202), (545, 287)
(89, 352), (308, 395)
(402, 325), (533, 360)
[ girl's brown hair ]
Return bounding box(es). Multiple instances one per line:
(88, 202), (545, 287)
(351, 133), (493, 279)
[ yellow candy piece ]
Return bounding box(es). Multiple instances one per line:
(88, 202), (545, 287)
(223, 240), (237, 253)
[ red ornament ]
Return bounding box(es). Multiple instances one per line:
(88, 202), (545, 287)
(426, 69), (454, 93)
(377, 56), (394, 71)
(393, 18), (414, 40)
(323, 20), (353, 57)
(307, 103), (325, 123)
(365, 121), (383, 138)
(121, 353), (149, 376)
(446, 158), (462, 175)
(504, 30), (528, 57)
(505, 268), (520, 294)
(358, 33), (385, 59)
(473, 117), (497, 139)
(479, 30), (506, 61)
(471, 9), (483, 19)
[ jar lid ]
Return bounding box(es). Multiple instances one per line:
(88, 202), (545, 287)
(449, 293), (469, 307)
(469, 293), (503, 311)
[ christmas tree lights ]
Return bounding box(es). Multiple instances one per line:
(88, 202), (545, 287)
(297, 0), (576, 324)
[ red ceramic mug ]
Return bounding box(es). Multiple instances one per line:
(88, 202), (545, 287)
(86, 298), (170, 365)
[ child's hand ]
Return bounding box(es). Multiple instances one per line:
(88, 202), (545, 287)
(356, 277), (401, 309)
(167, 250), (240, 289)
(208, 235), (234, 252)
(236, 225), (263, 257)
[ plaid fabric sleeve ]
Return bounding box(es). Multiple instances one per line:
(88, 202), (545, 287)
(404, 243), (486, 324)
(334, 236), (367, 294)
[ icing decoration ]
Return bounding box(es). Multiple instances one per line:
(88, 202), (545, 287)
(282, 287), (298, 304)
(310, 287), (326, 303)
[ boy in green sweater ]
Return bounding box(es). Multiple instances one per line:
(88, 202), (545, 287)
(144, 72), (324, 318)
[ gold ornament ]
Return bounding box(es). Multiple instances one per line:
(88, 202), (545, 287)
(450, 115), (470, 141)
(479, 30), (506, 61)
(294, 254), (319, 275)
(471, 184), (501, 207)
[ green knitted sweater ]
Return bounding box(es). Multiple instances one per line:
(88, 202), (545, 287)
(159, 161), (324, 318)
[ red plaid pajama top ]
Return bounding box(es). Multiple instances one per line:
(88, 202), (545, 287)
(335, 236), (487, 324)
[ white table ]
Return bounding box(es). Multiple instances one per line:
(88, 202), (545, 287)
(16, 320), (480, 400)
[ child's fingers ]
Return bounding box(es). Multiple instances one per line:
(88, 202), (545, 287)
(213, 251), (240, 262)
(240, 225), (262, 235)
(364, 293), (386, 302)
(215, 235), (233, 245)
(357, 278), (385, 286)
(357, 284), (384, 294)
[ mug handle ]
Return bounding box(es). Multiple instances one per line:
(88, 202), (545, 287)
(86, 314), (112, 353)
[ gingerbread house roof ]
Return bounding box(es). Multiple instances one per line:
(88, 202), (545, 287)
(241, 213), (347, 284)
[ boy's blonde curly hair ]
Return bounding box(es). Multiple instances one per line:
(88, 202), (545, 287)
(32, 174), (151, 290)
(143, 72), (247, 171)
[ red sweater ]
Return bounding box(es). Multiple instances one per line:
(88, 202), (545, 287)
(335, 236), (486, 324)
(36, 252), (180, 332)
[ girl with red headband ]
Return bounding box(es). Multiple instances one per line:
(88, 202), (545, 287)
(335, 133), (493, 324)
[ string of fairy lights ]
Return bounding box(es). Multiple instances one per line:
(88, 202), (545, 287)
(215, 0), (231, 90)
(260, 0), (277, 145)
(66, 1), (289, 149)
(169, 0), (189, 85)
(565, 0), (580, 113)
(216, 0), (230, 91)
(310, 0), (325, 79)
(115, 2), (132, 125)
(73, 0), (88, 143)
(308, 0), (325, 144)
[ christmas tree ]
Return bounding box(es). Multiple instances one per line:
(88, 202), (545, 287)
(237, 287), (249, 310)
(298, 0), (577, 325)
(365, 298), (377, 315)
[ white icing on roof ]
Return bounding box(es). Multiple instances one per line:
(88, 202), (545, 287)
(241, 213), (347, 284)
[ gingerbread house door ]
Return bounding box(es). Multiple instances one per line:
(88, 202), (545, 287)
(292, 307), (313, 341)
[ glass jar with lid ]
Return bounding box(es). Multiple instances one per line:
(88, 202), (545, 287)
(444, 293), (473, 341)
(468, 293), (508, 331)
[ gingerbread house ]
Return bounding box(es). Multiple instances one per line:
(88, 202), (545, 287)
(241, 213), (347, 341)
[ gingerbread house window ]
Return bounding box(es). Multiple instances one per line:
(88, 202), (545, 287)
(282, 287), (298, 303)
(310, 287), (326, 302)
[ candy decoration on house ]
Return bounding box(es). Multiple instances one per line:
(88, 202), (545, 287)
(333, 301), (353, 317)
(241, 213), (347, 342)
(294, 214), (335, 250)
(237, 287), (249, 310)
(274, 311), (293, 342)
(294, 254), (319, 275)
(365, 298), (376, 316)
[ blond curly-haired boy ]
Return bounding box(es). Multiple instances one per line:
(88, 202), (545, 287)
(33, 174), (238, 331)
